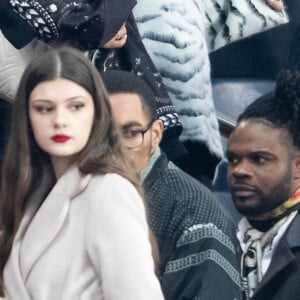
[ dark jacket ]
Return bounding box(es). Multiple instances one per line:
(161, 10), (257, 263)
(252, 212), (300, 300)
(144, 152), (242, 300)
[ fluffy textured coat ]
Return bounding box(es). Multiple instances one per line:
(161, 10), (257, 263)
(133, 0), (288, 160)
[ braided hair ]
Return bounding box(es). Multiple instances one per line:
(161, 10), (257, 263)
(238, 69), (300, 149)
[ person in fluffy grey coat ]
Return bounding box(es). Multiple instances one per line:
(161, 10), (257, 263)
(133, 0), (288, 179)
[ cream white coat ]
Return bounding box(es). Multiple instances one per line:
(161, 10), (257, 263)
(4, 166), (164, 300)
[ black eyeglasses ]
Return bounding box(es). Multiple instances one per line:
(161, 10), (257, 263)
(120, 119), (154, 149)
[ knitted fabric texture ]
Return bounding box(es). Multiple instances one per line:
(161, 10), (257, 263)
(144, 153), (242, 299)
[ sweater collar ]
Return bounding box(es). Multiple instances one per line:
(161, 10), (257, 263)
(140, 147), (161, 182)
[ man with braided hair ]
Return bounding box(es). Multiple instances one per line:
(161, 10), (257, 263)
(227, 69), (300, 300)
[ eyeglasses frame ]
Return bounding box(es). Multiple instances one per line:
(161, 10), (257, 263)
(124, 119), (155, 149)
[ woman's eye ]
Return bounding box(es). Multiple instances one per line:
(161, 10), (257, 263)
(70, 103), (84, 111)
(34, 105), (53, 114)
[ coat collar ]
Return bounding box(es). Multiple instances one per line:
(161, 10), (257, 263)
(253, 211), (300, 298)
(286, 211), (300, 248)
(143, 152), (168, 188)
(4, 165), (91, 294)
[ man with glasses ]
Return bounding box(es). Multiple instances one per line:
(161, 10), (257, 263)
(102, 70), (242, 300)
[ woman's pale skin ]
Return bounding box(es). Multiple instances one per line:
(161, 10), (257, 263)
(29, 78), (95, 179)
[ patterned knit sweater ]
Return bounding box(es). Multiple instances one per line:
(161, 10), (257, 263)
(144, 152), (242, 300)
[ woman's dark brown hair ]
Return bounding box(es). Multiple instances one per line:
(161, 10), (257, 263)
(0, 46), (156, 295)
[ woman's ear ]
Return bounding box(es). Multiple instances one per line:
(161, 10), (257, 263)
(150, 119), (164, 151)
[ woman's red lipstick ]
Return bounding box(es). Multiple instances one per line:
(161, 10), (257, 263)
(51, 135), (70, 143)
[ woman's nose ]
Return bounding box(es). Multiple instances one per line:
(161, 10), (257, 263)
(53, 108), (67, 128)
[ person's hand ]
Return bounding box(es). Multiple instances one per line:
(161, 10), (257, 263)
(103, 23), (127, 49)
(266, 0), (284, 11)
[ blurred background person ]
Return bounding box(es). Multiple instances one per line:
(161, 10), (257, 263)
(133, 0), (288, 181)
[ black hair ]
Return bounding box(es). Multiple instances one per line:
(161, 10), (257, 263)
(101, 70), (158, 120)
(237, 69), (300, 149)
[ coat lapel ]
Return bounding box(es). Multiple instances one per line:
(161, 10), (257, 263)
(286, 212), (300, 248)
(4, 170), (54, 299)
(19, 165), (91, 282)
(253, 213), (300, 298)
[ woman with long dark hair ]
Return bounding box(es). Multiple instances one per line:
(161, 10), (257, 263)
(0, 46), (163, 299)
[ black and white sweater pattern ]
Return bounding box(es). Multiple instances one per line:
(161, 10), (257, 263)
(144, 152), (242, 299)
